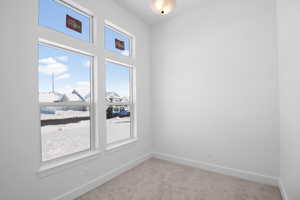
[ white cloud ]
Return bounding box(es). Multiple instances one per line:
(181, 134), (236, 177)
(39, 57), (57, 65)
(57, 56), (69, 62)
(39, 57), (68, 75)
(55, 73), (71, 80)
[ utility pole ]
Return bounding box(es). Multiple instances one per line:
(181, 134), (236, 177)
(52, 72), (55, 93)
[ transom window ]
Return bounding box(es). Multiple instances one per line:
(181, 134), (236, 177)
(39, 0), (92, 42)
(104, 24), (131, 56)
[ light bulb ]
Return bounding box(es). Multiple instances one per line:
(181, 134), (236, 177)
(151, 0), (176, 15)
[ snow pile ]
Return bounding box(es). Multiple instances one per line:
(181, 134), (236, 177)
(41, 117), (131, 161)
(39, 92), (64, 103)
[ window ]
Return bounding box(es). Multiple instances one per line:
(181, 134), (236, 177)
(106, 61), (133, 144)
(39, 0), (92, 42)
(37, 0), (137, 170)
(38, 0), (96, 166)
(38, 43), (93, 161)
(104, 21), (136, 147)
(104, 25), (131, 56)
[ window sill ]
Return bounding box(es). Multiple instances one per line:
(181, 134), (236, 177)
(106, 138), (138, 152)
(38, 150), (101, 178)
(37, 139), (138, 177)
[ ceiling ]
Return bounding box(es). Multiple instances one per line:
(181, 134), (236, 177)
(113, 0), (202, 25)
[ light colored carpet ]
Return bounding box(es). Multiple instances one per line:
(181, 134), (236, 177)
(77, 158), (282, 200)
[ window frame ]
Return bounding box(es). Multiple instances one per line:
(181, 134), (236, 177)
(104, 21), (137, 150)
(36, 1), (138, 174)
(38, 39), (97, 163)
(105, 59), (135, 145)
(37, 0), (100, 174)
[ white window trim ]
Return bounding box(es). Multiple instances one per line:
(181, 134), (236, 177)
(37, 0), (100, 175)
(104, 21), (137, 150)
(39, 38), (95, 57)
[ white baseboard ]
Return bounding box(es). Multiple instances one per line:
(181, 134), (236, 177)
(278, 179), (288, 200)
(153, 152), (279, 186)
(53, 153), (152, 200)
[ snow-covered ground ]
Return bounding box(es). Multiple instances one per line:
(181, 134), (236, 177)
(41, 120), (90, 161)
(107, 117), (131, 144)
(41, 117), (131, 161)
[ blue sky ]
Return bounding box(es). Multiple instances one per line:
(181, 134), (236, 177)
(39, 0), (131, 98)
(106, 62), (130, 98)
(38, 44), (91, 96)
(39, 45), (130, 98)
(104, 26), (130, 56)
(39, 0), (90, 42)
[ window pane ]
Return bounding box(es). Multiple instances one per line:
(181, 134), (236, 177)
(106, 105), (131, 144)
(39, 44), (91, 104)
(41, 106), (90, 161)
(106, 62), (130, 103)
(39, 0), (91, 42)
(105, 26), (131, 56)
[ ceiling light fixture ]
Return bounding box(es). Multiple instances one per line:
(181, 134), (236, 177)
(150, 0), (176, 16)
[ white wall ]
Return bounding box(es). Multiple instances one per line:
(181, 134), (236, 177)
(151, 0), (280, 180)
(0, 0), (151, 199)
(277, 0), (300, 199)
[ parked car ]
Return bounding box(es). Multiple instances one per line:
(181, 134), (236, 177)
(106, 106), (130, 119)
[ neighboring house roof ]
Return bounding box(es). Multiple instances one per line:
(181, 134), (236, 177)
(121, 97), (129, 102)
(84, 94), (90, 102)
(105, 91), (129, 103)
(106, 92), (121, 103)
(106, 91), (120, 98)
(39, 90), (86, 103)
(62, 90), (86, 102)
(39, 92), (63, 103)
(39, 91), (128, 104)
(72, 90), (85, 101)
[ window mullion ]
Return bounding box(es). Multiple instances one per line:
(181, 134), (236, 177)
(104, 51), (134, 66)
